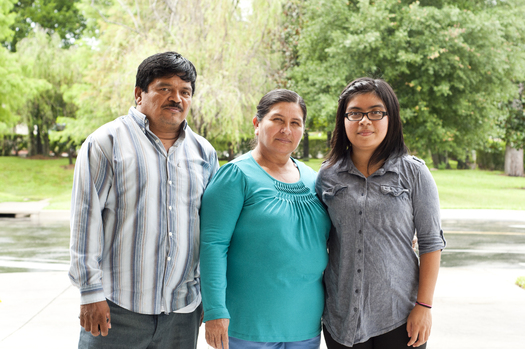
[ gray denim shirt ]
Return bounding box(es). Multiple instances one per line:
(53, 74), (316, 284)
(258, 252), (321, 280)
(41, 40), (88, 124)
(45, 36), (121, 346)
(316, 154), (446, 346)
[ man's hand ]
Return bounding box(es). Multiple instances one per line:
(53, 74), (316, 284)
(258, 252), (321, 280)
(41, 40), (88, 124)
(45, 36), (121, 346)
(79, 300), (112, 337)
(406, 305), (431, 347)
(205, 318), (229, 349)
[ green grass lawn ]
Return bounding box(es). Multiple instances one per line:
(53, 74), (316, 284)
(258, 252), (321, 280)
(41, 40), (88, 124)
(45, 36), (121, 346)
(0, 156), (74, 210)
(2, 156), (525, 210)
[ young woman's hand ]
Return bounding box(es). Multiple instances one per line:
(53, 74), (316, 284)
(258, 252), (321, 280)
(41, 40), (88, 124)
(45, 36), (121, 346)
(406, 305), (431, 347)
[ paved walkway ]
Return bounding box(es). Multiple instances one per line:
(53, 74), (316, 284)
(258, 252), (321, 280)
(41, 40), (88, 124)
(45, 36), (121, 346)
(0, 208), (524, 348)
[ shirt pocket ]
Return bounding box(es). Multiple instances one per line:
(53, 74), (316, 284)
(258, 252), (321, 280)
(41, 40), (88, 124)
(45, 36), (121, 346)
(380, 185), (410, 199)
(322, 185), (348, 227)
(322, 184), (348, 201)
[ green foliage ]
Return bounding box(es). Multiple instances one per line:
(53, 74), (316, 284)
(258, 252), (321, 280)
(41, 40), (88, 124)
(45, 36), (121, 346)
(516, 276), (525, 289)
(0, 0), (16, 41)
(499, 83), (525, 149)
(64, 0), (282, 152)
(476, 139), (505, 171)
(289, 0), (524, 158)
(15, 29), (84, 155)
(0, 0), (50, 132)
(6, 0), (86, 50)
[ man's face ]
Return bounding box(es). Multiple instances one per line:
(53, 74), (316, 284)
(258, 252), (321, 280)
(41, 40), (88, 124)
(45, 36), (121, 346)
(134, 75), (193, 131)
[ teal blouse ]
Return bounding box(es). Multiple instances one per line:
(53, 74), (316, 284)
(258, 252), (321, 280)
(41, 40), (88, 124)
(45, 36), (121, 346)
(200, 152), (331, 342)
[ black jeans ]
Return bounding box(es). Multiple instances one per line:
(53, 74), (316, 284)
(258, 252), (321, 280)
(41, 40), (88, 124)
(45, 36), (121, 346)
(323, 324), (427, 349)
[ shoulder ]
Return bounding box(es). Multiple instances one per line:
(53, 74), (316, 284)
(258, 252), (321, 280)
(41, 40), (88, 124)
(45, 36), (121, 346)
(183, 126), (217, 160)
(396, 155), (429, 176)
(81, 116), (128, 154)
(296, 160), (317, 178)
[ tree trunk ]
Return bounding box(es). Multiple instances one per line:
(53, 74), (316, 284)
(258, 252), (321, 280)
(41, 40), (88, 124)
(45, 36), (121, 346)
(327, 131), (332, 149)
(302, 131), (309, 161)
(504, 146), (524, 177)
(431, 151), (449, 169)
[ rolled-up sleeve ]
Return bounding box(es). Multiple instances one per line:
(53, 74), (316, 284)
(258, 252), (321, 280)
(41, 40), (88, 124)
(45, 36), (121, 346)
(412, 165), (446, 255)
(68, 136), (113, 305)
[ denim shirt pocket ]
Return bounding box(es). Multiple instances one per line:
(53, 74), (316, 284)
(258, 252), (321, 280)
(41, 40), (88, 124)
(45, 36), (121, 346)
(380, 185), (409, 198)
(322, 185), (348, 227)
(322, 184), (348, 201)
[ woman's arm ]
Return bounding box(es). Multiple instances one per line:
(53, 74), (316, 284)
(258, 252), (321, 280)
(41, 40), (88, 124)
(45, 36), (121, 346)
(406, 250), (441, 347)
(407, 162), (445, 347)
(200, 163), (246, 349)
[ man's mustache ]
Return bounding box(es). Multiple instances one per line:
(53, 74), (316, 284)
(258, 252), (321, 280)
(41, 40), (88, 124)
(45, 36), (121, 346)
(163, 102), (183, 111)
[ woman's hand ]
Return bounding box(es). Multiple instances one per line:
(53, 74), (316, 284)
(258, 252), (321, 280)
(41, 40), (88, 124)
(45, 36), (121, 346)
(205, 318), (230, 349)
(406, 305), (432, 347)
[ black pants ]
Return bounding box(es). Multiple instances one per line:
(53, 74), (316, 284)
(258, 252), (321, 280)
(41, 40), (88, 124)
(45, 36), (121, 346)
(323, 324), (427, 349)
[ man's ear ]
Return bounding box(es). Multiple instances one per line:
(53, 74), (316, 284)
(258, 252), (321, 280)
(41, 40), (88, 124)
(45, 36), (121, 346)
(134, 86), (143, 105)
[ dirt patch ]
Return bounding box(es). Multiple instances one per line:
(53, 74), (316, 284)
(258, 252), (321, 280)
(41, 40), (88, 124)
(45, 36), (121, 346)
(62, 164), (76, 170)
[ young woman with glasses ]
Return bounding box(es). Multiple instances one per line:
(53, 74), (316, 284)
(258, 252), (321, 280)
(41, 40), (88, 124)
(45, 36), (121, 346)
(316, 77), (446, 349)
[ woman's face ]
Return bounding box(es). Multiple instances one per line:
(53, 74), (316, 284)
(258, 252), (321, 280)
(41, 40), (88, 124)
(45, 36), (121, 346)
(344, 92), (389, 154)
(253, 102), (304, 157)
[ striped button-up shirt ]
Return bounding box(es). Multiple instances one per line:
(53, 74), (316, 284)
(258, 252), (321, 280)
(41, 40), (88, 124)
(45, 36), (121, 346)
(69, 107), (218, 314)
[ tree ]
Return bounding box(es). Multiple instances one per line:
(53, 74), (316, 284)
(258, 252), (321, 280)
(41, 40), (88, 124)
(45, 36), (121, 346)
(5, 0), (86, 50)
(15, 28), (84, 156)
(0, 0), (49, 156)
(501, 82), (525, 176)
(62, 0), (282, 157)
(289, 0), (523, 167)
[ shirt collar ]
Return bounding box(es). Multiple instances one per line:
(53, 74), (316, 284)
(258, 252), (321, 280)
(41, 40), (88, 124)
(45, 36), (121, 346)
(336, 151), (401, 176)
(128, 107), (188, 136)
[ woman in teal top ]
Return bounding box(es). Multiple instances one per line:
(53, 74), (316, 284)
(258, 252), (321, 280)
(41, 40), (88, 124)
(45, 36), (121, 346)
(200, 89), (331, 349)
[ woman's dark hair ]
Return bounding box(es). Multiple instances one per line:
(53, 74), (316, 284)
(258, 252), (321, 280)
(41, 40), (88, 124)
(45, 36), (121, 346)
(255, 89), (307, 123)
(136, 51), (197, 95)
(326, 77), (408, 168)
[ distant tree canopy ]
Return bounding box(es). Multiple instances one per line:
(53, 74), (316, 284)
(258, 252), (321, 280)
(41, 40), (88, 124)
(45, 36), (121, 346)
(1, 0), (525, 168)
(59, 0), (282, 156)
(289, 0), (525, 165)
(5, 0), (86, 50)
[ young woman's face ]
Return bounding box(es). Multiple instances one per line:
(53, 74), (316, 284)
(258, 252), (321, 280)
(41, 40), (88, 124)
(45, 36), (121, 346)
(253, 102), (304, 156)
(344, 92), (389, 154)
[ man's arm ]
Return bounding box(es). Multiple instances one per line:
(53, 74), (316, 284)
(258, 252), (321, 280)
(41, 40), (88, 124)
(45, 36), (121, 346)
(69, 136), (113, 335)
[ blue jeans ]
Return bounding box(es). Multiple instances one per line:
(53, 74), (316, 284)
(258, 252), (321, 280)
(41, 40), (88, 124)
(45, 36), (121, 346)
(228, 334), (321, 349)
(79, 300), (202, 349)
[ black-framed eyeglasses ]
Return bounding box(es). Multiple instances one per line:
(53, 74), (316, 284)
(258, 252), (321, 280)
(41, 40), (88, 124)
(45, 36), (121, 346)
(345, 111), (388, 121)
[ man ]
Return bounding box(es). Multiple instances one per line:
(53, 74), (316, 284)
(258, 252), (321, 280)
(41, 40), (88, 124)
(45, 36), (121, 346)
(69, 52), (219, 348)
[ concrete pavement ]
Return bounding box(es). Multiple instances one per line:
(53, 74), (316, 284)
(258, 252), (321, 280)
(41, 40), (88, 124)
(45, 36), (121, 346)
(1, 208), (524, 348)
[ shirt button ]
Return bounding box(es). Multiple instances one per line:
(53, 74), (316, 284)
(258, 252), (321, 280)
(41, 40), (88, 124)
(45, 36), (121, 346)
(168, 180), (172, 185)
(361, 193), (364, 196)
(359, 211), (362, 215)
(169, 206), (172, 210)
(155, 139), (160, 143)
(358, 230), (362, 234)
(357, 269), (361, 273)
(358, 249), (362, 253)
(354, 307), (358, 312)
(167, 257), (171, 261)
(177, 163), (181, 167)
(355, 289), (359, 294)
(169, 232), (173, 237)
